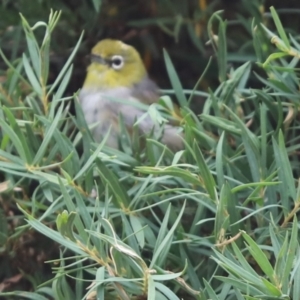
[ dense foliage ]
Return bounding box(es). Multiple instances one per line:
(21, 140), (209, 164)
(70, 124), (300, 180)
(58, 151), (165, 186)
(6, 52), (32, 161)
(1, 1), (300, 299)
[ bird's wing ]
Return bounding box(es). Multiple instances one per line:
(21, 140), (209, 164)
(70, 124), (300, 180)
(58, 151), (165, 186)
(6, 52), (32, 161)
(131, 76), (160, 105)
(120, 101), (183, 151)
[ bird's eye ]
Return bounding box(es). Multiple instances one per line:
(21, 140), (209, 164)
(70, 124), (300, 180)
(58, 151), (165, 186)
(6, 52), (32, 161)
(111, 55), (124, 70)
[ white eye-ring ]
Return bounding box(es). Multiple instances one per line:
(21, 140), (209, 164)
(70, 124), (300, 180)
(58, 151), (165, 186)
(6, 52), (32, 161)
(111, 55), (124, 70)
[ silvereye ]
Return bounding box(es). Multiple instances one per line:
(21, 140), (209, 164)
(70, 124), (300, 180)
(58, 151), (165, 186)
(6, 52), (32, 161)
(79, 39), (183, 150)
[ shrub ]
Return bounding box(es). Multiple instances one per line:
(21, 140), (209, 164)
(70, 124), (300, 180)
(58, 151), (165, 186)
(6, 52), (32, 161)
(1, 6), (300, 300)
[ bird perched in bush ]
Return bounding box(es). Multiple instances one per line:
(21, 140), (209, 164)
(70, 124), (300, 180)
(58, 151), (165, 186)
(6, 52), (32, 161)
(79, 39), (183, 151)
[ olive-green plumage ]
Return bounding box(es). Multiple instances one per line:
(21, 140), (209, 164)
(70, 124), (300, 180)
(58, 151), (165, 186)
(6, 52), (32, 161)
(79, 39), (183, 150)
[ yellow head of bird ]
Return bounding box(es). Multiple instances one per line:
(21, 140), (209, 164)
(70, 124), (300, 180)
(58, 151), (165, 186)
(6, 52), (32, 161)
(83, 39), (147, 90)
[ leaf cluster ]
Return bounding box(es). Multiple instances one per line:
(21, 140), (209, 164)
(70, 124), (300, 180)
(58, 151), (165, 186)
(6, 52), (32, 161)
(1, 5), (300, 300)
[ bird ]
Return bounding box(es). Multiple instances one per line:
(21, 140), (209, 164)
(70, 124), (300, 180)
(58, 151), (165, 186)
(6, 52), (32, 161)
(79, 39), (183, 151)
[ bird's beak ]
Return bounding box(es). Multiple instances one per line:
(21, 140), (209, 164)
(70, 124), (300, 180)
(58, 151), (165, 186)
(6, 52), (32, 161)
(90, 54), (109, 65)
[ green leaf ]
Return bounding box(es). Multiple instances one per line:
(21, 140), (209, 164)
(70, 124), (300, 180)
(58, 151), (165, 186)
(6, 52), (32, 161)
(216, 131), (225, 189)
(129, 214), (145, 249)
(150, 201), (186, 268)
(154, 282), (180, 300)
(22, 53), (42, 95)
(163, 49), (188, 107)
(18, 204), (87, 256)
(270, 6), (290, 49)
(263, 52), (289, 68)
(273, 131), (296, 212)
(215, 184), (230, 244)
(92, 0), (102, 12)
(33, 102), (64, 165)
(0, 116), (27, 163)
(193, 141), (216, 202)
(242, 232), (275, 283)
(261, 277), (281, 296)
(204, 279), (219, 300)
(136, 165), (201, 186)
(96, 159), (130, 208)
(2, 106), (33, 163)
(217, 18), (227, 82)
(56, 210), (77, 242)
(147, 275), (156, 300)
(281, 216), (298, 293)
(20, 13), (41, 78)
